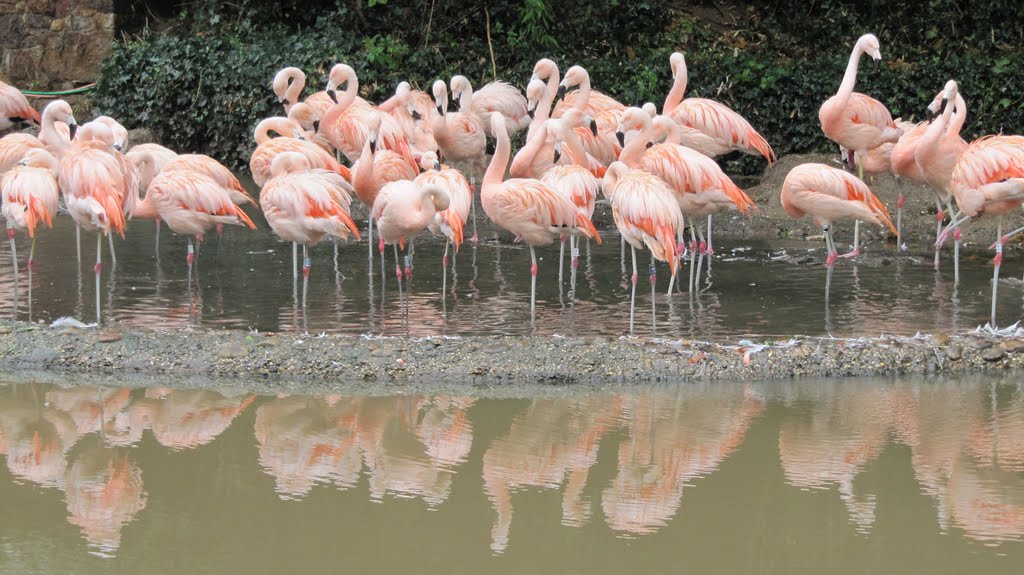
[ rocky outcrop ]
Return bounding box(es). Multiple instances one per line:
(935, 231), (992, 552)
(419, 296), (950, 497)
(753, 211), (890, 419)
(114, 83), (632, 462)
(0, 0), (114, 89)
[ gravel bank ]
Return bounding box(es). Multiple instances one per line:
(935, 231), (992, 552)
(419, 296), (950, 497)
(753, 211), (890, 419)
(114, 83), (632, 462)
(1, 320), (1021, 387)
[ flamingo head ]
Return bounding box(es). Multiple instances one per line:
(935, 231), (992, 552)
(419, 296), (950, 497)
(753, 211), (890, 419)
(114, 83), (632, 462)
(617, 107), (651, 147)
(858, 34), (882, 67)
(669, 52), (686, 78)
(325, 64), (356, 104)
(651, 115), (677, 144)
(269, 152), (312, 178)
(44, 100), (78, 140)
(422, 184), (451, 212)
(601, 161), (626, 199)
(272, 67), (303, 103)
(532, 58), (558, 82)
(287, 102), (318, 132)
(432, 80), (448, 116)
(17, 149), (58, 173)
(450, 75), (471, 102)
(642, 102), (658, 117)
(558, 66), (588, 99)
(416, 151), (440, 172)
(525, 78), (546, 119)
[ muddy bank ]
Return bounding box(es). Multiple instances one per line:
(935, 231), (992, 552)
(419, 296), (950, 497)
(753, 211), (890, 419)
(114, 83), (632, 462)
(1, 320), (1021, 387)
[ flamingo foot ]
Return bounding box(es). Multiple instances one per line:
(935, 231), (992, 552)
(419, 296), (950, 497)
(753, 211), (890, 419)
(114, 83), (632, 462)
(631, 272), (638, 285)
(94, 262), (102, 273)
(5, 228), (13, 239)
(514, 235), (523, 244)
(825, 253), (838, 267)
(471, 233), (478, 243)
(897, 195), (905, 209)
(395, 265), (402, 281)
(838, 247), (860, 260)
(530, 262), (538, 277)
(378, 238), (385, 254)
(994, 252), (1003, 267)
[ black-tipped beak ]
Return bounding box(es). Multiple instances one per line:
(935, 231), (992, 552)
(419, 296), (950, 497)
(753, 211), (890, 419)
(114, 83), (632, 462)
(433, 161), (441, 171)
(113, 143), (122, 151)
(313, 120), (320, 133)
(873, 59), (880, 72)
(934, 96), (949, 122)
(556, 85), (566, 99)
(616, 131), (625, 147)
(369, 139), (377, 154)
(527, 107), (535, 119)
(69, 122), (78, 141)
(436, 105), (444, 116)
(553, 148), (561, 164)
(281, 98), (290, 106)
(589, 119), (598, 137)
(646, 141), (653, 149)
(328, 89), (338, 104)
(411, 110), (422, 120)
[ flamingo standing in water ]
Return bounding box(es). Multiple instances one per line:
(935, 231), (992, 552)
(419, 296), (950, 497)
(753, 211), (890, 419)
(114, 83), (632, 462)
(481, 112), (601, 317)
(935, 135), (1024, 327)
(260, 152), (361, 313)
(602, 161), (684, 333)
(819, 33), (903, 257)
(0, 81), (40, 132)
(127, 143), (178, 251)
(2, 148), (60, 313)
(915, 80), (968, 280)
(780, 163), (896, 296)
(372, 178), (450, 294)
(432, 79), (486, 242)
(58, 125), (137, 324)
(415, 151), (471, 293)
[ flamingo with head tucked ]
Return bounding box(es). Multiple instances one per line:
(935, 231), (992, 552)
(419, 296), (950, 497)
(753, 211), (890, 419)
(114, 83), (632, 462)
(2, 148), (60, 309)
(0, 81), (39, 132)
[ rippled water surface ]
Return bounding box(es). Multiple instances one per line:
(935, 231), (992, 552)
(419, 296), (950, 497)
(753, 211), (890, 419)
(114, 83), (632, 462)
(1, 375), (1023, 573)
(1, 213), (1023, 338)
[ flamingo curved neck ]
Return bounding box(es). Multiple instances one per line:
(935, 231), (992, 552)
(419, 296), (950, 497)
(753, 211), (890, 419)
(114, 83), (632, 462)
(920, 91), (958, 151)
(663, 64), (687, 115)
(254, 119), (293, 145)
(527, 84), (556, 141)
(321, 77), (359, 128)
(484, 122), (510, 186)
(836, 40), (865, 104)
(354, 138), (376, 202)
(561, 123), (589, 167)
(572, 73), (592, 112)
(511, 123), (548, 176)
(285, 73), (305, 109)
(457, 86), (474, 113)
(132, 184), (159, 220)
(619, 118), (652, 168)
(950, 93), (967, 135)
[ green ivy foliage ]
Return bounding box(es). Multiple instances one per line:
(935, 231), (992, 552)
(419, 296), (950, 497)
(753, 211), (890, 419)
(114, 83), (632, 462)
(93, 1), (1024, 174)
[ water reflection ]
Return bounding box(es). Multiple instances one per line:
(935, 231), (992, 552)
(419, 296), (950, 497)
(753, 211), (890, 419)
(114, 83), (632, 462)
(0, 377), (1023, 569)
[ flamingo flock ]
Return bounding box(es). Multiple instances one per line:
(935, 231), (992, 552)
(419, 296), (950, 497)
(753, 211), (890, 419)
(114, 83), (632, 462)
(2, 34), (1023, 330)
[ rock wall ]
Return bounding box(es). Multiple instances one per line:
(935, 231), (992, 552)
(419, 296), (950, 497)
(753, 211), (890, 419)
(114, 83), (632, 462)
(0, 0), (114, 90)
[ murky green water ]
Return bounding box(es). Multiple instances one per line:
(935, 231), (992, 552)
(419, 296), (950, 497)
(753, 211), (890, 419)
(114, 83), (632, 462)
(1, 375), (1023, 572)
(2, 214), (1022, 338)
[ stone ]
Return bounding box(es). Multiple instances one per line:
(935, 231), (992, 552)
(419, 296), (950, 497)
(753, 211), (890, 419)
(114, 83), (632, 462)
(945, 345), (962, 361)
(0, 326), (12, 335)
(1000, 339), (1024, 353)
(218, 342), (248, 359)
(49, 18), (64, 31)
(97, 330), (123, 343)
(929, 334), (950, 347)
(982, 347), (1005, 362)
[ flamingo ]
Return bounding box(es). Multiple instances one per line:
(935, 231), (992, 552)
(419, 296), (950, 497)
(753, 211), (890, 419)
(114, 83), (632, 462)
(600, 160), (683, 332)
(480, 112), (601, 317)
(915, 80), (968, 279)
(372, 178), (450, 293)
(36, 99), (78, 160)
(432, 79), (487, 241)
(450, 75), (529, 138)
(58, 126), (136, 324)
(138, 167), (256, 294)
(557, 66), (622, 165)
(515, 80), (606, 180)
(351, 112), (419, 268)
(2, 148), (60, 312)
(414, 151), (471, 289)
(0, 133), (45, 177)
(662, 52), (775, 163)
(819, 33), (903, 257)
(90, 116), (130, 151)
(260, 152), (361, 313)
(250, 117), (348, 187)
(542, 116), (601, 292)
(272, 66), (336, 119)
(0, 81), (40, 132)
(935, 135), (1024, 327)
(378, 81), (438, 154)
(126, 143), (178, 251)
(531, 58), (623, 119)
(286, 103), (334, 154)
(780, 163), (896, 297)
(320, 64), (413, 166)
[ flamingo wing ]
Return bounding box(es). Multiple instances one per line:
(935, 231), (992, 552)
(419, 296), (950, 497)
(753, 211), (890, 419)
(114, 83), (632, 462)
(1, 166), (59, 236)
(670, 98), (775, 163)
(610, 170), (684, 271)
(472, 81), (530, 136)
(541, 165), (599, 219)
(0, 134), (45, 175)
(494, 178), (601, 243)
(0, 82), (41, 127)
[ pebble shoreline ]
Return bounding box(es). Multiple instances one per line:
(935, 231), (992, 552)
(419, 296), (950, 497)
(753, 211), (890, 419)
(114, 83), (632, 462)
(1, 321), (1021, 387)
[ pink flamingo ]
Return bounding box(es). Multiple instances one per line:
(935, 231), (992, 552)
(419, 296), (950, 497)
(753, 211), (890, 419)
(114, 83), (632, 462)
(432, 79), (487, 242)
(1, 148), (59, 312)
(916, 80), (968, 278)
(602, 160), (684, 332)
(378, 81), (438, 154)
(557, 66), (622, 165)
(372, 178), (450, 293)
(272, 67), (336, 119)
(935, 135), (1024, 327)
(781, 163), (896, 297)
(481, 112), (601, 317)
(516, 80), (606, 179)
(250, 117), (349, 187)
(320, 64), (413, 166)
(450, 75), (529, 138)
(126, 143), (178, 250)
(542, 116), (601, 292)
(531, 59), (623, 119)
(36, 99), (78, 160)
(820, 34), (903, 257)
(662, 52), (775, 163)
(260, 152), (361, 312)
(415, 151), (471, 290)
(351, 112), (419, 267)
(286, 103), (335, 154)
(58, 127), (137, 324)
(0, 81), (40, 131)
(90, 116), (130, 151)
(136, 168), (256, 294)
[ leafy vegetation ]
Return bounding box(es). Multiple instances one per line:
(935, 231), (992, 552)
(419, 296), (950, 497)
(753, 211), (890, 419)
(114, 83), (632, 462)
(94, 0), (1024, 173)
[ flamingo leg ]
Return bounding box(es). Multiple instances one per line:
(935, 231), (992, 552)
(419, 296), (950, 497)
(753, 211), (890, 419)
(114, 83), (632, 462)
(108, 232), (117, 268)
(558, 234), (565, 293)
(895, 178), (904, 250)
(530, 245), (538, 320)
(992, 218), (1003, 328)
(95, 232), (103, 325)
(933, 196), (945, 270)
(302, 244), (310, 326)
(649, 254), (657, 332)
(76, 224), (81, 264)
(570, 235), (579, 301)
(27, 235), (35, 321)
(837, 221), (860, 259)
(7, 226), (18, 288)
(706, 214), (714, 255)
(404, 239), (414, 280)
(394, 243), (403, 296)
(620, 235), (626, 274)
(442, 239), (449, 302)
(155, 219), (161, 253)
(292, 242), (298, 281)
(688, 218), (698, 294)
(470, 176), (479, 243)
(629, 245), (637, 335)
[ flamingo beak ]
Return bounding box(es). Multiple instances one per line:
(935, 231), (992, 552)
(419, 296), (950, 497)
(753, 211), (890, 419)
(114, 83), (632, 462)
(646, 141), (654, 149)
(527, 106), (535, 119)
(433, 161), (441, 171)
(556, 84), (566, 99)
(281, 98), (290, 106)
(411, 110), (422, 120)
(553, 148), (561, 164)
(369, 138), (377, 154)
(68, 122), (78, 141)
(327, 90), (338, 104)
(313, 120), (320, 133)
(873, 58), (881, 72)
(113, 143), (122, 151)
(616, 131), (625, 148)
(589, 119), (598, 137)
(436, 105), (444, 116)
